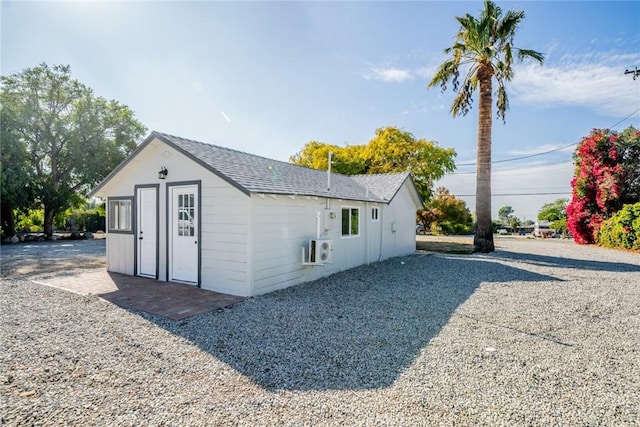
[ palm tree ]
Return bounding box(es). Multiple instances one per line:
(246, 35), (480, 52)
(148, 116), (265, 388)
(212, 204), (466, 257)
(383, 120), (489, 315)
(428, 0), (544, 253)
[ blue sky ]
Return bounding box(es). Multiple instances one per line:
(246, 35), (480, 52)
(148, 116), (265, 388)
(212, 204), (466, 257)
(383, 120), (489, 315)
(3, 1), (639, 220)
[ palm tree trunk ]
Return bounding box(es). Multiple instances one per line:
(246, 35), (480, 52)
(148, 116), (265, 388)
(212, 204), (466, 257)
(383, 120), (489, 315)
(474, 67), (495, 253)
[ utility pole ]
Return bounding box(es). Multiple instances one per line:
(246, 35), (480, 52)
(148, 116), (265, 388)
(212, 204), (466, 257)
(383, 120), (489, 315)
(624, 66), (640, 80)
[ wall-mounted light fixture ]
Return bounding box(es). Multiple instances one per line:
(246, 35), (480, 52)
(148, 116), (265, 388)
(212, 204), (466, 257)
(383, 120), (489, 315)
(158, 166), (168, 180)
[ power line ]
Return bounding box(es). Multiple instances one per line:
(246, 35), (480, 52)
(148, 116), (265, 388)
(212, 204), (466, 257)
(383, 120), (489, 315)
(453, 191), (571, 197)
(453, 106), (640, 167)
(448, 160), (572, 175)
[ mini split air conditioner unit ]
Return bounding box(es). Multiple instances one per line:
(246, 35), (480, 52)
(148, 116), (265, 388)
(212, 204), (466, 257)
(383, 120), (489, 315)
(302, 239), (333, 265)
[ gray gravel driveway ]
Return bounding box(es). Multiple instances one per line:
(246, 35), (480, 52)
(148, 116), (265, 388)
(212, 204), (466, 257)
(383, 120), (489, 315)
(1, 238), (639, 425)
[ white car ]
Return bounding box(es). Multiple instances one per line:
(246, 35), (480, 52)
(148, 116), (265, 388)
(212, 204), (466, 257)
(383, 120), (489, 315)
(497, 229), (508, 235)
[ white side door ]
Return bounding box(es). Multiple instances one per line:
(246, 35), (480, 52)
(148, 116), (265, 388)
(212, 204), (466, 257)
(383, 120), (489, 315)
(169, 185), (199, 284)
(137, 187), (157, 278)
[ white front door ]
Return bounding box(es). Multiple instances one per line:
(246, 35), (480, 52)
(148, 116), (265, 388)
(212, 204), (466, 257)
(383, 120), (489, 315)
(137, 187), (157, 278)
(169, 185), (199, 284)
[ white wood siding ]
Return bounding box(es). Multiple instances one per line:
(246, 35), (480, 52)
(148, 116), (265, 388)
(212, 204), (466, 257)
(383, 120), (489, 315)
(380, 183), (419, 259)
(106, 233), (134, 275)
(97, 137), (419, 297)
(96, 137), (251, 296)
(250, 196), (374, 295)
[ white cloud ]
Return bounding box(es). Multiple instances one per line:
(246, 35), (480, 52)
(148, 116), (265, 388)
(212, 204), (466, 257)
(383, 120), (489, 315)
(364, 66), (413, 82)
(220, 110), (231, 122)
(511, 52), (640, 117)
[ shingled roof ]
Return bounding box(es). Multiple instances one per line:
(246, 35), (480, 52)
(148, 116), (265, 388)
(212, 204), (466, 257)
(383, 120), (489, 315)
(92, 131), (419, 204)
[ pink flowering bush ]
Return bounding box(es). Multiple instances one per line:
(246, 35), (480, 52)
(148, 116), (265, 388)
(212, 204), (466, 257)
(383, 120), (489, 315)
(566, 129), (625, 244)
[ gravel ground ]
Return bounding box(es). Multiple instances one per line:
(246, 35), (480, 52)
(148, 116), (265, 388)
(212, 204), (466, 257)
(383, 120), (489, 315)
(1, 238), (639, 425)
(0, 238), (106, 279)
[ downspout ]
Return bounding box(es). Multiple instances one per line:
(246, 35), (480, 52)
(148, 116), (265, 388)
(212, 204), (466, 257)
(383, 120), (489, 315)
(365, 202), (370, 264)
(378, 203), (384, 262)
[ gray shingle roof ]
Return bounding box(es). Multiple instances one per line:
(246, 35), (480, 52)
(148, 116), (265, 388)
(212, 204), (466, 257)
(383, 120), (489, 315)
(92, 131), (418, 204)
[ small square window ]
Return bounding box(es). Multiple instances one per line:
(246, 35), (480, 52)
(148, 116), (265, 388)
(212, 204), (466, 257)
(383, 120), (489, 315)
(108, 198), (132, 233)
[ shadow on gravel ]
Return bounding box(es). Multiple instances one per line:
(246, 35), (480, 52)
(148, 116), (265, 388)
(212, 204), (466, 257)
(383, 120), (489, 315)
(0, 239), (106, 278)
(149, 253), (559, 392)
(494, 250), (640, 273)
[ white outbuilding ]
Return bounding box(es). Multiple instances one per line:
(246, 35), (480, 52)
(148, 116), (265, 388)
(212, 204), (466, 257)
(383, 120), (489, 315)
(90, 131), (422, 296)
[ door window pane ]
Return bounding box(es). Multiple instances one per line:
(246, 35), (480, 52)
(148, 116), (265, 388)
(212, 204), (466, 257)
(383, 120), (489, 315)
(177, 192), (195, 236)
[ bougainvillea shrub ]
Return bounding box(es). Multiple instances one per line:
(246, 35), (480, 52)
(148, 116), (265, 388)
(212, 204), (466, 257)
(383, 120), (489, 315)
(566, 129), (625, 244)
(597, 203), (640, 251)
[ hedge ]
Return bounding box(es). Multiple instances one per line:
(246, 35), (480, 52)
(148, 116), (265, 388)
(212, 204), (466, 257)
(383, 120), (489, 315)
(596, 203), (640, 251)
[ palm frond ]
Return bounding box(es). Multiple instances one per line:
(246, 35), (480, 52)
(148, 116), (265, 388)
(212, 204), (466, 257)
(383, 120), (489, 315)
(428, 60), (456, 90)
(495, 84), (509, 122)
(516, 48), (545, 64)
(497, 10), (524, 40)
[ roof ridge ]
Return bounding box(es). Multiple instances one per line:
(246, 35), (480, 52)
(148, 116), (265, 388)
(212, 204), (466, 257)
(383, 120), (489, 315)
(153, 130), (352, 177)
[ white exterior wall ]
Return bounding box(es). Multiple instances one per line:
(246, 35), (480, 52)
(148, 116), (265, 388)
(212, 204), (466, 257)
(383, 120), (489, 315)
(98, 138), (419, 297)
(379, 184), (421, 259)
(250, 195), (375, 295)
(200, 182), (251, 296)
(97, 138), (252, 296)
(106, 233), (134, 275)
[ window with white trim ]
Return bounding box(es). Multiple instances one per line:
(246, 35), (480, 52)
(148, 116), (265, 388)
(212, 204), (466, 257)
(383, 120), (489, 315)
(108, 198), (132, 232)
(371, 207), (379, 221)
(341, 207), (359, 236)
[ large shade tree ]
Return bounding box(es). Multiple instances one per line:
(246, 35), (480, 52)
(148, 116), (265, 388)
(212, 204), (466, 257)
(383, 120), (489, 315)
(1, 63), (146, 237)
(290, 126), (456, 201)
(428, 0), (544, 252)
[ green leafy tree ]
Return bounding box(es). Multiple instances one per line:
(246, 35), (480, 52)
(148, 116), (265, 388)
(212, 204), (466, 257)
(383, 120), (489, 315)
(418, 187), (473, 235)
(617, 126), (640, 204)
(290, 126), (456, 201)
(1, 63), (146, 237)
(428, 0), (544, 252)
(538, 198), (568, 222)
(0, 105), (36, 237)
(509, 216), (521, 231)
(538, 198), (569, 236)
(498, 205), (514, 225)
(289, 141), (366, 176)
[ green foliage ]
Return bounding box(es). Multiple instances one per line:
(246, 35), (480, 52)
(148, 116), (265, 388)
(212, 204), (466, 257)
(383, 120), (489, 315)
(498, 205), (514, 225)
(0, 63), (146, 237)
(538, 198), (568, 222)
(509, 216), (521, 231)
(616, 126), (640, 204)
(428, 0), (544, 121)
(427, 0), (543, 253)
(596, 203), (640, 251)
(14, 209), (44, 233)
(418, 187), (473, 235)
(290, 126), (456, 201)
(0, 102), (36, 237)
(65, 208), (106, 232)
(550, 217), (568, 236)
(567, 129), (625, 244)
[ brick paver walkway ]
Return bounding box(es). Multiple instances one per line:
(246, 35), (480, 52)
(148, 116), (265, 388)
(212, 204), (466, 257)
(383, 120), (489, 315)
(33, 271), (246, 320)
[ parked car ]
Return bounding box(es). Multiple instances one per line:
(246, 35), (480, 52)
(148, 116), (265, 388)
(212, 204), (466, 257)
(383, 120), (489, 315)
(497, 228), (508, 235)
